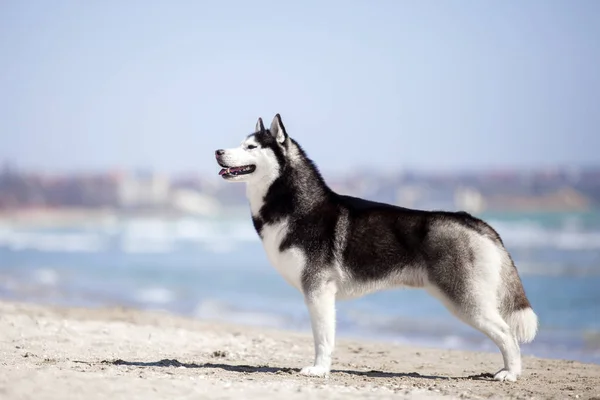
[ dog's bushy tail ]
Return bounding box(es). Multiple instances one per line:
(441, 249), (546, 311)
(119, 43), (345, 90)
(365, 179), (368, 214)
(500, 259), (539, 343)
(506, 307), (538, 343)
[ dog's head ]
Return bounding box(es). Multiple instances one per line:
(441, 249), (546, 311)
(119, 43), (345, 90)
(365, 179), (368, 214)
(215, 114), (290, 183)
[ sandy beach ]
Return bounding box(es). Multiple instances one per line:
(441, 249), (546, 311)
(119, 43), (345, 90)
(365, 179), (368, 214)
(0, 301), (598, 400)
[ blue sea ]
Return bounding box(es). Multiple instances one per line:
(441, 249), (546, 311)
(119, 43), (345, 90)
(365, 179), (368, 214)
(1, 210), (599, 364)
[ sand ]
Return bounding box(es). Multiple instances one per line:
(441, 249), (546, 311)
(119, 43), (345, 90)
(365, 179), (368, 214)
(0, 301), (598, 400)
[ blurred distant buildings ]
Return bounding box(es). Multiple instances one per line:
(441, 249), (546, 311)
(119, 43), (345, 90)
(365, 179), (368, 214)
(1, 161), (599, 219)
(0, 164), (220, 217)
(328, 167), (598, 213)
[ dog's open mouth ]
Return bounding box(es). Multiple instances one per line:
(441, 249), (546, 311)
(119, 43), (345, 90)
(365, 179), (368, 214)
(219, 165), (256, 178)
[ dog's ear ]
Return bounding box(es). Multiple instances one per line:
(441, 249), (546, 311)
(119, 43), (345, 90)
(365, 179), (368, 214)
(269, 114), (288, 144)
(255, 117), (265, 133)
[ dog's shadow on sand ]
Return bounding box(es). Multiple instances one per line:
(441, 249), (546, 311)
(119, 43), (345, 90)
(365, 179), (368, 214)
(80, 358), (493, 381)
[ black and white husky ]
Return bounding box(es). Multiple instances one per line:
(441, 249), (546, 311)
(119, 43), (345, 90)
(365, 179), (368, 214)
(215, 114), (538, 382)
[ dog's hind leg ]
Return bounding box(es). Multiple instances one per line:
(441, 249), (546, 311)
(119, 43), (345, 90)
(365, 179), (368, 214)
(460, 306), (522, 381)
(300, 279), (337, 378)
(427, 237), (523, 381)
(428, 283), (522, 381)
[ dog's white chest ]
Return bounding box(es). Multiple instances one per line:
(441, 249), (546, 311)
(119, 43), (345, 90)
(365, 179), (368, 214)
(260, 220), (305, 292)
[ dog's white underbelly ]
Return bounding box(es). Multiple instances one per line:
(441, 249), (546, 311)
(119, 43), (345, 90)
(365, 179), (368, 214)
(260, 220), (306, 292)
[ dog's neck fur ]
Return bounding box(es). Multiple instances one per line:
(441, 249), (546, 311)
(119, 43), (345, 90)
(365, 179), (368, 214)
(246, 139), (331, 221)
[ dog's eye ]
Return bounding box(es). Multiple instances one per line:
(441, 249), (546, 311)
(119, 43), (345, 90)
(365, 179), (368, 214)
(247, 145), (257, 150)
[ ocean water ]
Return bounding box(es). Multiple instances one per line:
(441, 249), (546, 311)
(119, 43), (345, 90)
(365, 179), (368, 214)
(0, 210), (599, 364)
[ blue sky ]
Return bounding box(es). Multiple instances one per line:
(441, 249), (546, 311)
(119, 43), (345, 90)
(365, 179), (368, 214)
(1, 0), (599, 174)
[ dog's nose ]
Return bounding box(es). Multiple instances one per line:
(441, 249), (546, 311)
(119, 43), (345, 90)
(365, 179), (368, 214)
(215, 149), (225, 157)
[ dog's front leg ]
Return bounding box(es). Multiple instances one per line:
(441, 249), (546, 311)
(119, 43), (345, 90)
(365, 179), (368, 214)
(300, 280), (336, 378)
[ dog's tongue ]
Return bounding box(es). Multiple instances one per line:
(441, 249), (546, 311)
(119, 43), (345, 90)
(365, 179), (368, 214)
(219, 166), (243, 176)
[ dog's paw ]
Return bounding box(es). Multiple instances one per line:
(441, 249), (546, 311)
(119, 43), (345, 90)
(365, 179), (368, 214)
(300, 365), (329, 378)
(493, 369), (518, 382)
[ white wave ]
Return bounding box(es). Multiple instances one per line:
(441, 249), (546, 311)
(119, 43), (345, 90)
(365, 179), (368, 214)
(134, 287), (175, 304)
(553, 231), (600, 250)
(228, 223), (259, 242)
(119, 238), (175, 254)
(0, 230), (105, 253)
(33, 268), (60, 286)
(119, 218), (176, 253)
(489, 219), (600, 250)
(202, 240), (235, 254)
(117, 218), (255, 253)
(513, 262), (600, 277)
(122, 219), (173, 241)
(172, 219), (215, 241)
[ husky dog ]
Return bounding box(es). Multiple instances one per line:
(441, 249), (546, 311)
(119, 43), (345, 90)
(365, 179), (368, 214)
(214, 114), (538, 382)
